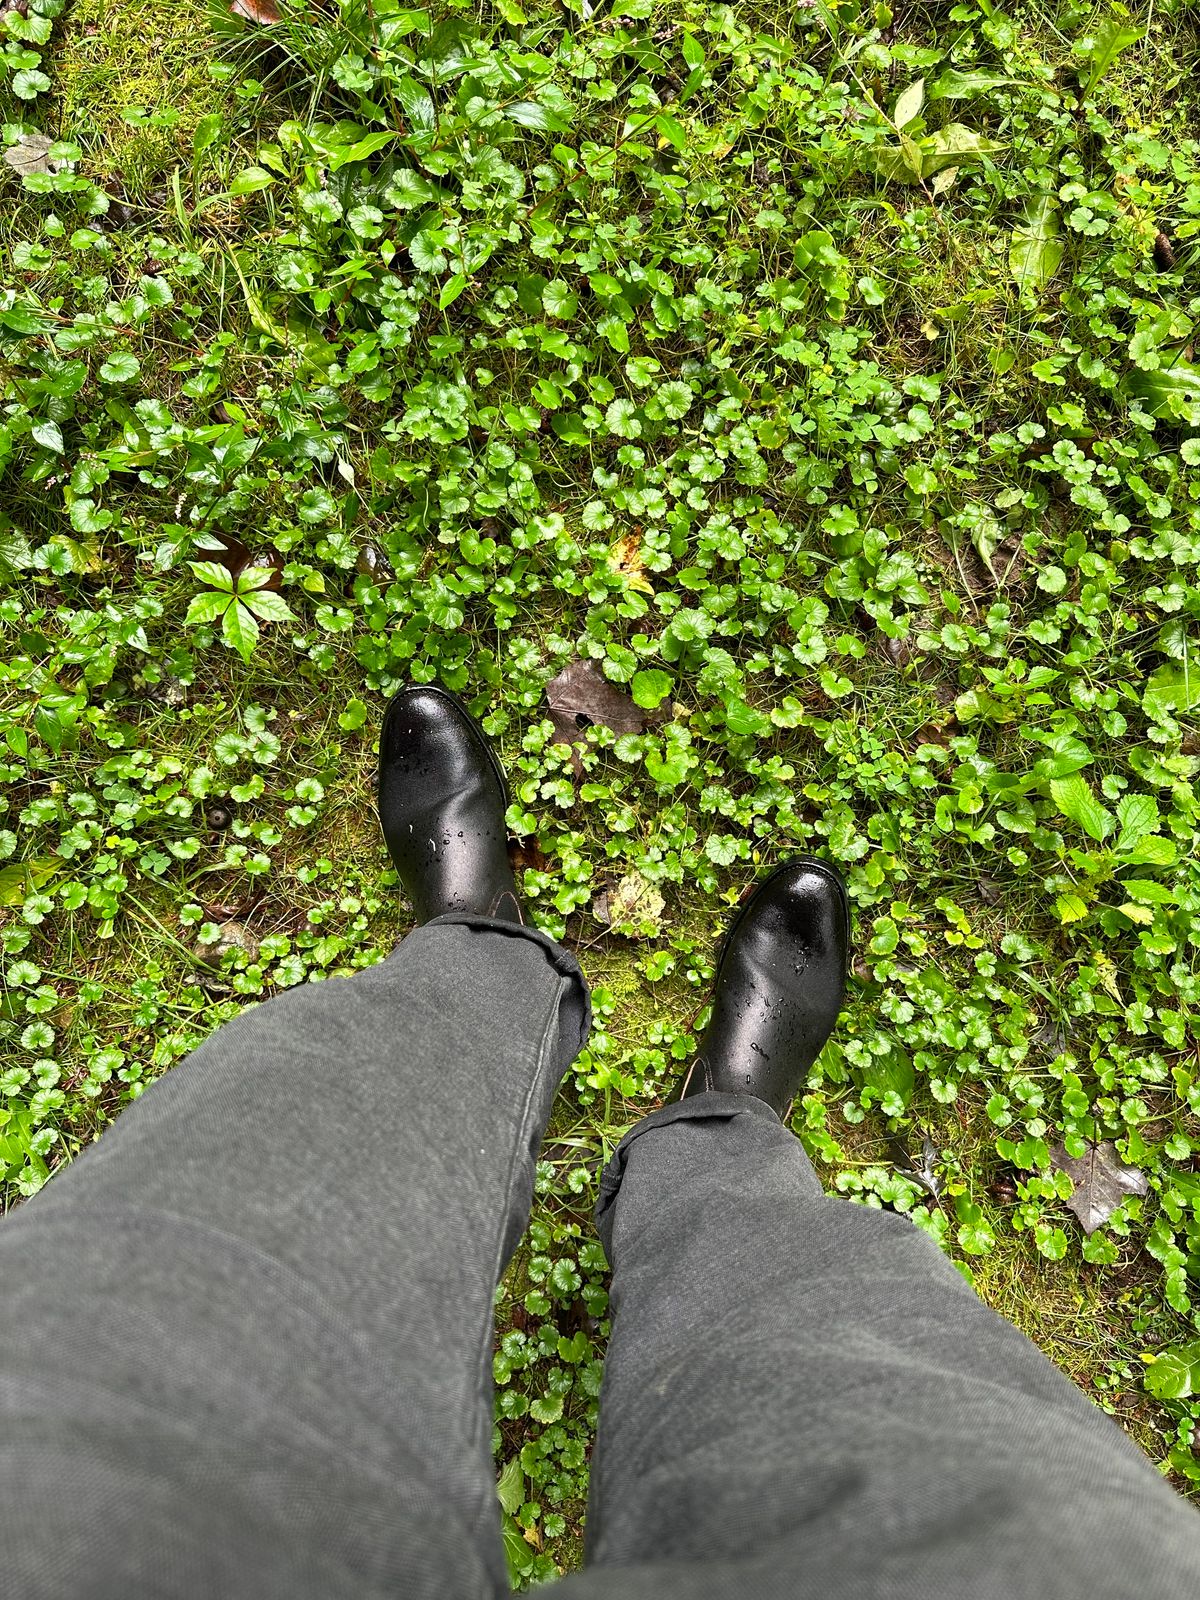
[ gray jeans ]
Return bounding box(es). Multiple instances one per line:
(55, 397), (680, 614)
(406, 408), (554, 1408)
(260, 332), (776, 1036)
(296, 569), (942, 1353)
(0, 917), (1195, 1597)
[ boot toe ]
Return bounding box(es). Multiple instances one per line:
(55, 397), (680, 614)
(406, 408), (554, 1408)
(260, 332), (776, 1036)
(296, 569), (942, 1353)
(377, 684), (516, 923)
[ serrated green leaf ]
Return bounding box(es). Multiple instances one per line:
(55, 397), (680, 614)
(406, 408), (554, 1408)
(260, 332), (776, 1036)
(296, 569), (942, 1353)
(1115, 793), (1158, 853)
(185, 591), (231, 625)
(221, 598), (260, 662)
(239, 588), (295, 623)
(189, 560), (235, 591)
(1050, 772), (1113, 842)
(631, 669), (672, 710)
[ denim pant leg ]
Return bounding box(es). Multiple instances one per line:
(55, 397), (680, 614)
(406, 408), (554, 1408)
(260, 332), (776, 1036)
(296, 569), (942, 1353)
(560, 1093), (1200, 1600)
(0, 915), (588, 1600)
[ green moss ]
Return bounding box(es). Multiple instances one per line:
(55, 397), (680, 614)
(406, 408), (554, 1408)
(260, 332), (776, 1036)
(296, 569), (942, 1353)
(52, 0), (220, 189)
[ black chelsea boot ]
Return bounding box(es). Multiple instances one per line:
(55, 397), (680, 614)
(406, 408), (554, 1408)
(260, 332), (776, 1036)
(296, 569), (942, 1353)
(377, 684), (523, 925)
(680, 858), (850, 1118)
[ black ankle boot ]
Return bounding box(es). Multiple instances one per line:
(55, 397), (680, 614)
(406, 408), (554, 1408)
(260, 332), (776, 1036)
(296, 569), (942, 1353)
(377, 685), (523, 925)
(680, 859), (849, 1118)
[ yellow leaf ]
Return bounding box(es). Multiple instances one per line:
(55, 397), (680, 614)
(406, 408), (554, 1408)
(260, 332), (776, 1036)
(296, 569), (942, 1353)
(1119, 902), (1154, 924)
(1056, 893), (1089, 923)
(1093, 953), (1123, 1002)
(607, 533), (654, 594)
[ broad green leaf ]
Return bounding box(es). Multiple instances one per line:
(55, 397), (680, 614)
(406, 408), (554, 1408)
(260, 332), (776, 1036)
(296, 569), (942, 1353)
(0, 301), (53, 335)
(496, 1457), (524, 1516)
(893, 78), (925, 130)
(239, 588), (295, 623)
(193, 114), (224, 157)
(919, 124), (1003, 177)
(189, 560), (235, 591)
(868, 123), (1003, 184)
(222, 598), (260, 662)
(1122, 363), (1200, 424)
(438, 272), (468, 310)
(928, 69), (1016, 100)
(328, 130), (401, 170)
(507, 99), (567, 132)
(0, 526), (32, 578)
(185, 590), (231, 625)
(863, 1042), (914, 1108)
(1143, 1344), (1200, 1401)
(1010, 195), (1064, 294)
(238, 566), (284, 591)
(1049, 771), (1120, 844)
(229, 165), (275, 196)
(31, 420), (63, 453)
(0, 859), (59, 906)
(1078, 20), (1144, 99)
(1143, 660), (1200, 720)
(655, 112), (687, 150)
(395, 75), (436, 136)
(1050, 772), (1113, 842)
(501, 1515), (532, 1585)
(680, 31), (704, 68)
(631, 669), (672, 710)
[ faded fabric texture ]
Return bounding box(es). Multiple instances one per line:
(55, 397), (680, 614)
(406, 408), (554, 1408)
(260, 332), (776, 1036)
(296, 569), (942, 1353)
(1, 923), (1196, 1598)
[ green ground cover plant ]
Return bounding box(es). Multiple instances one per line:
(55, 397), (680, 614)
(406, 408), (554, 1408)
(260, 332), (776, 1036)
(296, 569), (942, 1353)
(3, 0), (1200, 1579)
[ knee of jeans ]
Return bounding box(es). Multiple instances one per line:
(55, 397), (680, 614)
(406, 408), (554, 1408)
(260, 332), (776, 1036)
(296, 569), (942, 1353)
(819, 1193), (956, 1263)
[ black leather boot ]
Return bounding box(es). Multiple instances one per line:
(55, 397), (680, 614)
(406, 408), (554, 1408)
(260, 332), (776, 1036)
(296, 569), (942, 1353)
(680, 859), (849, 1118)
(377, 684), (523, 925)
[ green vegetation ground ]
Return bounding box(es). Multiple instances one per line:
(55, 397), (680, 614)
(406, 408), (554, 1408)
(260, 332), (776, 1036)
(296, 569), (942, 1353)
(3, 0), (1200, 1581)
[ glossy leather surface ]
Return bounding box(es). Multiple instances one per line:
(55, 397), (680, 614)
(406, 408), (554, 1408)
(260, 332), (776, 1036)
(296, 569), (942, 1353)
(377, 685), (522, 924)
(681, 859), (849, 1117)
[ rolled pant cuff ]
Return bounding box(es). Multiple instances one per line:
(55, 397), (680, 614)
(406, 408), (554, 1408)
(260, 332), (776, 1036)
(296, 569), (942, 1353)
(595, 1091), (781, 1241)
(423, 910), (592, 1063)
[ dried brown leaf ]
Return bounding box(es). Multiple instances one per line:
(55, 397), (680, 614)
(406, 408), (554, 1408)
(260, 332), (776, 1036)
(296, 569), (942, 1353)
(230, 0), (281, 21)
(4, 133), (57, 179)
(545, 658), (645, 748)
(1050, 1140), (1147, 1234)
